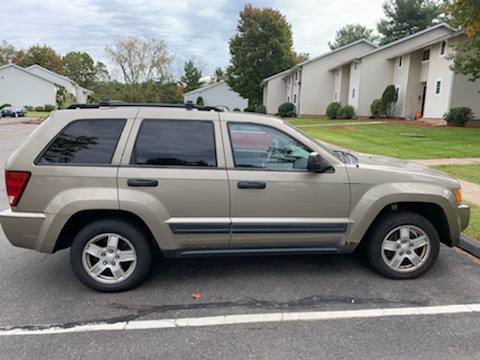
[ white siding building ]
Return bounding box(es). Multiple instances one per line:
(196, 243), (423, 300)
(0, 63), (92, 108)
(184, 81), (248, 110)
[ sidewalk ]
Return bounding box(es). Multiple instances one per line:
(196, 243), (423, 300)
(413, 158), (480, 166)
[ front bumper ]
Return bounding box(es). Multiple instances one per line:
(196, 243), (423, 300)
(0, 209), (46, 251)
(458, 204), (470, 233)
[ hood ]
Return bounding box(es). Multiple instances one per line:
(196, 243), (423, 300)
(354, 153), (446, 176)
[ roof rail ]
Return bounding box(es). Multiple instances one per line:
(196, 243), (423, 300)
(67, 101), (224, 112)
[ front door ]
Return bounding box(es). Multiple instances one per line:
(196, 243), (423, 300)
(222, 118), (350, 249)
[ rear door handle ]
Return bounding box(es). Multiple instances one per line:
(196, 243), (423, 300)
(237, 181), (266, 189)
(127, 179), (158, 187)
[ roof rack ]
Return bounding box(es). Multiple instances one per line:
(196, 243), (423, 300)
(67, 101), (224, 112)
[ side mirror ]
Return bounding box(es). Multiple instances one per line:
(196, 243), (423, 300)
(307, 152), (333, 173)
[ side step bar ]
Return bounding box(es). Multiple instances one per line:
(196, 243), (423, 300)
(163, 247), (341, 258)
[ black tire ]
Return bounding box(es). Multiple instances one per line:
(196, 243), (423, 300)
(70, 219), (152, 292)
(366, 211), (440, 279)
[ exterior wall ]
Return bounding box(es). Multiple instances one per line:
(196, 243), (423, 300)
(184, 82), (248, 111)
(451, 73), (480, 119)
(404, 51), (425, 118)
(391, 55), (410, 117)
(422, 42), (453, 118)
(300, 42), (376, 116)
(263, 76), (287, 114)
(27, 66), (77, 95)
(348, 61), (361, 110)
(0, 66), (56, 108)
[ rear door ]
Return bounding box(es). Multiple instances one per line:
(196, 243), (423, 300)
(118, 108), (230, 252)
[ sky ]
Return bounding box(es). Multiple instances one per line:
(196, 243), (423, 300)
(0, 0), (385, 78)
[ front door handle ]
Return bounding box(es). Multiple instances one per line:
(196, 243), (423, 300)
(127, 179), (158, 187)
(237, 181), (266, 189)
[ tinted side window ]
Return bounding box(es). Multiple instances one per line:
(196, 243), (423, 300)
(37, 119), (125, 165)
(133, 120), (217, 167)
(228, 123), (311, 171)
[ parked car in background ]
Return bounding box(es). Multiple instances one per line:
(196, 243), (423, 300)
(1, 107), (26, 118)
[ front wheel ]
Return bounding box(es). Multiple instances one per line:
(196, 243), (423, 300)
(70, 219), (152, 292)
(366, 212), (440, 279)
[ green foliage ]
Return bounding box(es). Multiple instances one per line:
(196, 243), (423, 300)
(13, 45), (64, 74)
(443, 107), (474, 127)
(226, 4), (299, 105)
(278, 102), (296, 117)
(381, 85), (398, 117)
(0, 41), (16, 65)
(24, 105), (34, 111)
(34, 106), (44, 112)
(255, 104), (267, 114)
(44, 104), (56, 112)
(56, 86), (77, 109)
(181, 60), (204, 92)
(337, 105), (356, 119)
(377, 0), (442, 45)
(212, 67), (225, 83)
(244, 105), (256, 112)
(326, 102), (342, 119)
(62, 52), (96, 87)
(196, 96), (204, 105)
(370, 98), (387, 118)
(233, 108), (241, 112)
(328, 24), (378, 50)
(94, 61), (110, 82)
(0, 103), (12, 110)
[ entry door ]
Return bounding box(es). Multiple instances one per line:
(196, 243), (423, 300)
(222, 120), (350, 249)
(118, 109), (230, 251)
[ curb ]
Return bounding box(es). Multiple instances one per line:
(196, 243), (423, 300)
(457, 235), (480, 258)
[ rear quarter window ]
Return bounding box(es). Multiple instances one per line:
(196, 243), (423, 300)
(36, 119), (126, 165)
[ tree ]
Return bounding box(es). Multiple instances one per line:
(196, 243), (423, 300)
(447, 0), (480, 81)
(377, 0), (442, 45)
(210, 67), (225, 83)
(226, 4), (299, 105)
(0, 41), (16, 65)
(94, 61), (110, 82)
(328, 24), (378, 49)
(62, 52), (96, 87)
(13, 45), (64, 74)
(180, 60), (204, 92)
(106, 36), (172, 101)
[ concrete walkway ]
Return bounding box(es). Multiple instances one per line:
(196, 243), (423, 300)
(413, 158), (480, 166)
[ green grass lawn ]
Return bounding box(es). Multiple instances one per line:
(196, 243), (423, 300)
(465, 204), (480, 242)
(27, 111), (50, 118)
(295, 120), (480, 159)
(433, 165), (480, 185)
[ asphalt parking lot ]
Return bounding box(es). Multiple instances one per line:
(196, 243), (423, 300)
(0, 123), (479, 359)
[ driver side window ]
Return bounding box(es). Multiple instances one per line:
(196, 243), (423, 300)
(228, 123), (311, 171)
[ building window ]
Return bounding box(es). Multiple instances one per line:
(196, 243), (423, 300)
(352, 88), (356, 99)
(422, 48), (430, 62)
(294, 94), (297, 103)
(398, 56), (403, 68)
(440, 40), (447, 56)
(435, 80), (442, 95)
(295, 72), (298, 81)
(334, 92), (338, 100)
(395, 86), (400, 99)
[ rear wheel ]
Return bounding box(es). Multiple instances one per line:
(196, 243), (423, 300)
(366, 212), (440, 279)
(70, 219), (152, 292)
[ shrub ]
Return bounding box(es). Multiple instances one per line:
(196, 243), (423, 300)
(278, 102), (296, 117)
(443, 107), (474, 127)
(370, 99), (387, 118)
(196, 96), (204, 105)
(0, 103), (11, 110)
(233, 108), (241, 112)
(255, 104), (267, 114)
(44, 104), (56, 112)
(337, 105), (356, 119)
(381, 85), (398, 117)
(34, 106), (44, 112)
(24, 105), (34, 111)
(326, 102), (341, 119)
(244, 105), (256, 112)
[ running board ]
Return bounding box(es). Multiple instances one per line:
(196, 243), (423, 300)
(163, 247), (341, 258)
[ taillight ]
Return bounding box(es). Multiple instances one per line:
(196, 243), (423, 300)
(5, 171), (30, 207)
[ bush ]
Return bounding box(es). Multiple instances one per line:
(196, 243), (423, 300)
(0, 103), (11, 110)
(326, 102), (341, 119)
(370, 99), (387, 118)
(381, 85), (397, 117)
(233, 108), (241, 112)
(255, 104), (267, 114)
(337, 105), (356, 119)
(24, 105), (34, 111)
(244, 105), (256, 112)
(278, 102), (296, 117)
(34, 106), (44, 112)
(44, 104), (56, 112)
(196, 96), (204, 105)
(443, 107), (474, 127)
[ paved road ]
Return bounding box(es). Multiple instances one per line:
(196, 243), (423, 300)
(0, 124), (479, 359)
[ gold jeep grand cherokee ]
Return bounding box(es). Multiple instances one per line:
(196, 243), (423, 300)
(0, 102), (470, 292)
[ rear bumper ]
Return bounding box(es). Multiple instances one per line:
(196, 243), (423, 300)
(0, 209), (49, 252)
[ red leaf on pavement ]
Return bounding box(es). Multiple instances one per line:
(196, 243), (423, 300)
(192, 291), (202, 300)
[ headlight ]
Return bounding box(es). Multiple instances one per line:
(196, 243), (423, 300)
(454, 188), (463, 204)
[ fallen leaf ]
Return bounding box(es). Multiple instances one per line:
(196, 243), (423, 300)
(192, 291), (202, 300)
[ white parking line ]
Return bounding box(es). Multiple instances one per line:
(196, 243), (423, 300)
(1, 303), (479, 336)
